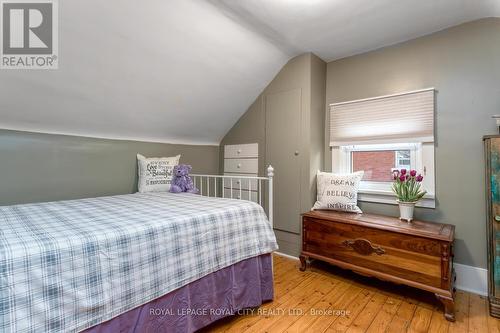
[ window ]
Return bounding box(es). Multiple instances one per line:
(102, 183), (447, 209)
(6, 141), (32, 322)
(352, 149), (412, 182)
(332, 143), (435, 208)
(395, 150), (411, 170)
(329, 89), (436, 208)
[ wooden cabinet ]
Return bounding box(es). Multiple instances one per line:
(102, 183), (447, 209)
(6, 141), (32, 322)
(300, 210), (456, 321)
(484, 136), (500, 317)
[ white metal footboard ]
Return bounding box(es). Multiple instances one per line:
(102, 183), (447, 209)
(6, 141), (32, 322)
(190, 165), (274, 227)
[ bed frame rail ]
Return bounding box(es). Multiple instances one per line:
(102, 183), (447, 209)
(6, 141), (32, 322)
(190, 165), (274, 227)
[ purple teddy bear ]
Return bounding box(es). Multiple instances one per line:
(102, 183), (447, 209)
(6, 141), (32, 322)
(169, 164), (199, 194)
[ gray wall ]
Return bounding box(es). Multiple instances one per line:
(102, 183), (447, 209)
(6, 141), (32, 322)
(309, 53), (327, 213)
(0, 130), (219, 206)
(220, 53), (326, 256)
(325, 18), (500, 269)
(221, 18), (499, 269)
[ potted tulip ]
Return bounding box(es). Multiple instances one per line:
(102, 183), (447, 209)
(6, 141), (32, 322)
(391, 169), (426, 222)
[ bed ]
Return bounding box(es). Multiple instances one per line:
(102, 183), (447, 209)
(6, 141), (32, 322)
(0, 169), (278, 333)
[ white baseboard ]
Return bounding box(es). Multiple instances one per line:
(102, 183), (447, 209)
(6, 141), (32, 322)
(454, 263), (488, 296)
(273, 252), (488, 296)
(274, 251), (299, 261)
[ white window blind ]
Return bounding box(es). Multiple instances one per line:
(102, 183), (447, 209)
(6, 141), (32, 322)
(329, 88), (435, 146)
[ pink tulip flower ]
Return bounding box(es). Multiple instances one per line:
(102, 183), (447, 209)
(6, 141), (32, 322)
(410, 170), (417, 177)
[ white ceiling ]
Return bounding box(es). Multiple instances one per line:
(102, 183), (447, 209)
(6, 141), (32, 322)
(211, 0), (500, 62)
(0, 0), (289, 145)
(1, 0), (499, 145)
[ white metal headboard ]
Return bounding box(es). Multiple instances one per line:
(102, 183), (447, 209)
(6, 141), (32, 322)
(190, 165), (274, 227)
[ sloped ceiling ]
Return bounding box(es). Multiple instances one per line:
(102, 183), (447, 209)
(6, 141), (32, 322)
(1, 0), (499, 145)
(211, 0), (500, 62)
(0, 0), (290, 145)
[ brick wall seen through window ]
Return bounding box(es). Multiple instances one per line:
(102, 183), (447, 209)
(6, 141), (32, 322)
(352, 151), (395, 182)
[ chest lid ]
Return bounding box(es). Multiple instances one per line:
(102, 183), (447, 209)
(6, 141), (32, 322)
(302, 210), (454, 242)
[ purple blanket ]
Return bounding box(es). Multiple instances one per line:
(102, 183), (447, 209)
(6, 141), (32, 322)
(84, 254), (273, 333)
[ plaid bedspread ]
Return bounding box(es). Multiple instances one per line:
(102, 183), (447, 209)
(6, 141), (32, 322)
(0, 192), (278, 333)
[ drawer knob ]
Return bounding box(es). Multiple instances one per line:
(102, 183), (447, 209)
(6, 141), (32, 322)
(342, 239), (385, 256)
(237, 149), (242, 154)
(237, 163), (241, 168)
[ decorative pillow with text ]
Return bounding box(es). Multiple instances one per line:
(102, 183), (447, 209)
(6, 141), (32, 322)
(137, 154), (181, 193)
(312, 171), (364, 213)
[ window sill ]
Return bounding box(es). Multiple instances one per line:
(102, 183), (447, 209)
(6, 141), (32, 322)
(358, 189), (436, 209)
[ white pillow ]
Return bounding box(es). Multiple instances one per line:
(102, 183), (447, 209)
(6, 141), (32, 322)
(137, 154), (181, 193)
(312, 171), (364, 213)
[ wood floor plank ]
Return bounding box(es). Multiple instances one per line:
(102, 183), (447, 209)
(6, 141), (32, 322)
(272, 280), (352, 333)
(274, 270), (314, 298)
(304, 284), (364, 333)
(448, 291), (470, 333)
(205, 255), (500, 333)
(274, 273), (322, 304)
(209, 259), (315, 333)
(385, 299), (418, 333)
(468, 294), (488, 333)
(273, 257), (300, 276)
(222, 271), (319, 332)
(324, 289), (377, 332)
(223, 274), (318, 332)
(408, 306), (433, 333)
(282, 280), (352, 333)
(273, 254), (286, 264)
(272, 261), (296, 278)
(365, 296), (402, 333)
(487, 308), (500, 333)
(243, 275), (339, 333)
(427, 310), (450, 333)
(344, 292), (388, 333)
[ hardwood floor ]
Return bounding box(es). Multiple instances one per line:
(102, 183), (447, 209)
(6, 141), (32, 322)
(202, 254), (500, 333)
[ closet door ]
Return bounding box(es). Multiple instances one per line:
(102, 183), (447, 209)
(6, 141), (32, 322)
(265, 88), (301, 234)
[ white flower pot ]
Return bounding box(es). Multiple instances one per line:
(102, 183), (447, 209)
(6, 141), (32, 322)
(398, 201), (416, 222)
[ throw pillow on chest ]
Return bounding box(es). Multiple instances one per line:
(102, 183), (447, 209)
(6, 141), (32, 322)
(313, 171), (364, 213)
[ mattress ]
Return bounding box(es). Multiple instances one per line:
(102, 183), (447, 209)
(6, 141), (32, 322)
(0, 192), (278, 333)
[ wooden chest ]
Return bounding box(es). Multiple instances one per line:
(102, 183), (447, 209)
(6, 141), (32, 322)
(300, 210), (456, 321)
